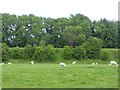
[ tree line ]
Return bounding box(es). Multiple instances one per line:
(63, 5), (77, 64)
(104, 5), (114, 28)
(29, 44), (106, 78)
(2, 37), (117, 62)
(1, 13), (118, 48)
(2, 37), (104, 61)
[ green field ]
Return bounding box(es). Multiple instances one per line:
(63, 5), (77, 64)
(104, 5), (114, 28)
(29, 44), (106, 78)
(2, 64), (118, 88)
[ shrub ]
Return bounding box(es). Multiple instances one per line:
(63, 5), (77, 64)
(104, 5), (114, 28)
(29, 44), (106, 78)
(62, 45), (73, 59)
(45, 44), (56, 61)
(2, 43), (9, 61)
(82, 37), (102, 59)
(23, 45), (35, 59)
(32, 45), (55, 61)
(9, 46), (24, 59)
(100, 51), (110, 60)
(73, 46), (86, 60)
(32, 46), (43, 61)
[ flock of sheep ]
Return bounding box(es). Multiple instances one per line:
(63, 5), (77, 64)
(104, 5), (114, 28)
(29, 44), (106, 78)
(0, 61), (118, 67)
(0, 62), (12, 65)
(59, 61), (118, 68)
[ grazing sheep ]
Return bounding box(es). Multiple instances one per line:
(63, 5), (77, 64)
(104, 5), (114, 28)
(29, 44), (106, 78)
(109, 61), (118, 66)
(8, 62), (12, 64)
(0, 63), (4, 65)
(60, 62), (66, 68)
(31, 61), (34, 64)
(72, 61), (76, 65)
(92, 63), (95, 65)
(92, 63), (98, 65)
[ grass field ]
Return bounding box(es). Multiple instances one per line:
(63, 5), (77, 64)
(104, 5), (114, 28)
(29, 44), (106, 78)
(2, 64), (118, 88)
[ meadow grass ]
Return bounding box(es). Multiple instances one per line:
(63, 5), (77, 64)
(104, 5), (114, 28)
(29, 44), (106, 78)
(2, 64), (118, 88)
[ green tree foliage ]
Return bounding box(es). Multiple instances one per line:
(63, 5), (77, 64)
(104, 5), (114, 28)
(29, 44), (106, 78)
(94, 19), (118, 48)
(2, 13), (118, 48)
(82, 37), (102, 59)
(32, 45), (55, 61)
(2, 14), (45, 47)
(2, 14), (18, 46)
(23, 45), (35, 59)
(69, 14), (92, 36)
(100, 51), (110, 61)
(73, 46), (86, 60)
(31, 46), (42, 61)
(62, 45), (73, 59)
(9, 46), (24, 59)
(62, 26), (85, 47)
(45, 44), (55, 61)
(2, 43), (9, 61)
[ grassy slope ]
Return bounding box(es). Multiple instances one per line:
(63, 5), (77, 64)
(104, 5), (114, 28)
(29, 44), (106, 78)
(2, 64), (118, 88)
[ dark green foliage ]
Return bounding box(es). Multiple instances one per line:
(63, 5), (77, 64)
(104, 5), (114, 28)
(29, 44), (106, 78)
(23, 45), (35, 59)
(73, 46), (86, 60)
(94, 19), (118, 48)
(2, 43), (9, 61)
(45, 44), (56, 61)
(1, 13), (118, 63)
(100, 49), (118, 61)
(32, 45), (55, 61)
(9, 46), (24, 59)
(32, 46), (43, 61)
(82, 37), (102, 59)
(2, 13), (118, 48)
(100, 51), (110, 60)
(1, 44), (118, 62)
(62, 45), (73, 59)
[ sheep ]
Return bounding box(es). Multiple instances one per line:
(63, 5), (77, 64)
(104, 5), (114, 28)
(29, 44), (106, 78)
(92, 63), (95, 65)
(60, 62), (66, 68)
(72, 61), (76, 65)
(31, 61), (34, 64)
(92, 63), (98, 65)
(8, 62), (12, 64)
(109, 61), (118, 66)
(0, 63), (4, 65)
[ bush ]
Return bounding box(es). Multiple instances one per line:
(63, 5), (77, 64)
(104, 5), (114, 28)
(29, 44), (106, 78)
(9, 46), (24, 59)
(100, 51), (110, 60)
(73, 46), (86, 60)
(82, 37), (102, 59)
(45, 44), (56, 61)
(2, 43), (9, 61)
(32, 45), (55, 61)
(62, 45), (73, 59)
(23, 45), (35, 59)
(32, 46), (42, 61)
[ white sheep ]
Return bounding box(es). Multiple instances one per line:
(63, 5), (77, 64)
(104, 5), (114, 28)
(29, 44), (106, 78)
(31, 61), (34, 64)
(60, 62), (66, 68)
(72, 61), (76, 65)
(92, 63), (95, 65)
(8, 62), (12, 64)
(109, 61), (118, 66)
(0, 63), (4, 65)
(92, 63), (98, 65)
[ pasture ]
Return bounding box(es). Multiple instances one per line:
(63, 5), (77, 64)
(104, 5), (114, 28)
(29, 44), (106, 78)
(2, 64), (118, 88)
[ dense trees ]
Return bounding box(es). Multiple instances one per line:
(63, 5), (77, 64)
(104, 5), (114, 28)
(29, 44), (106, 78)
(1, 38), (104, 61)
(93, 19), (118, 48)
(2, 13), (118, 48)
